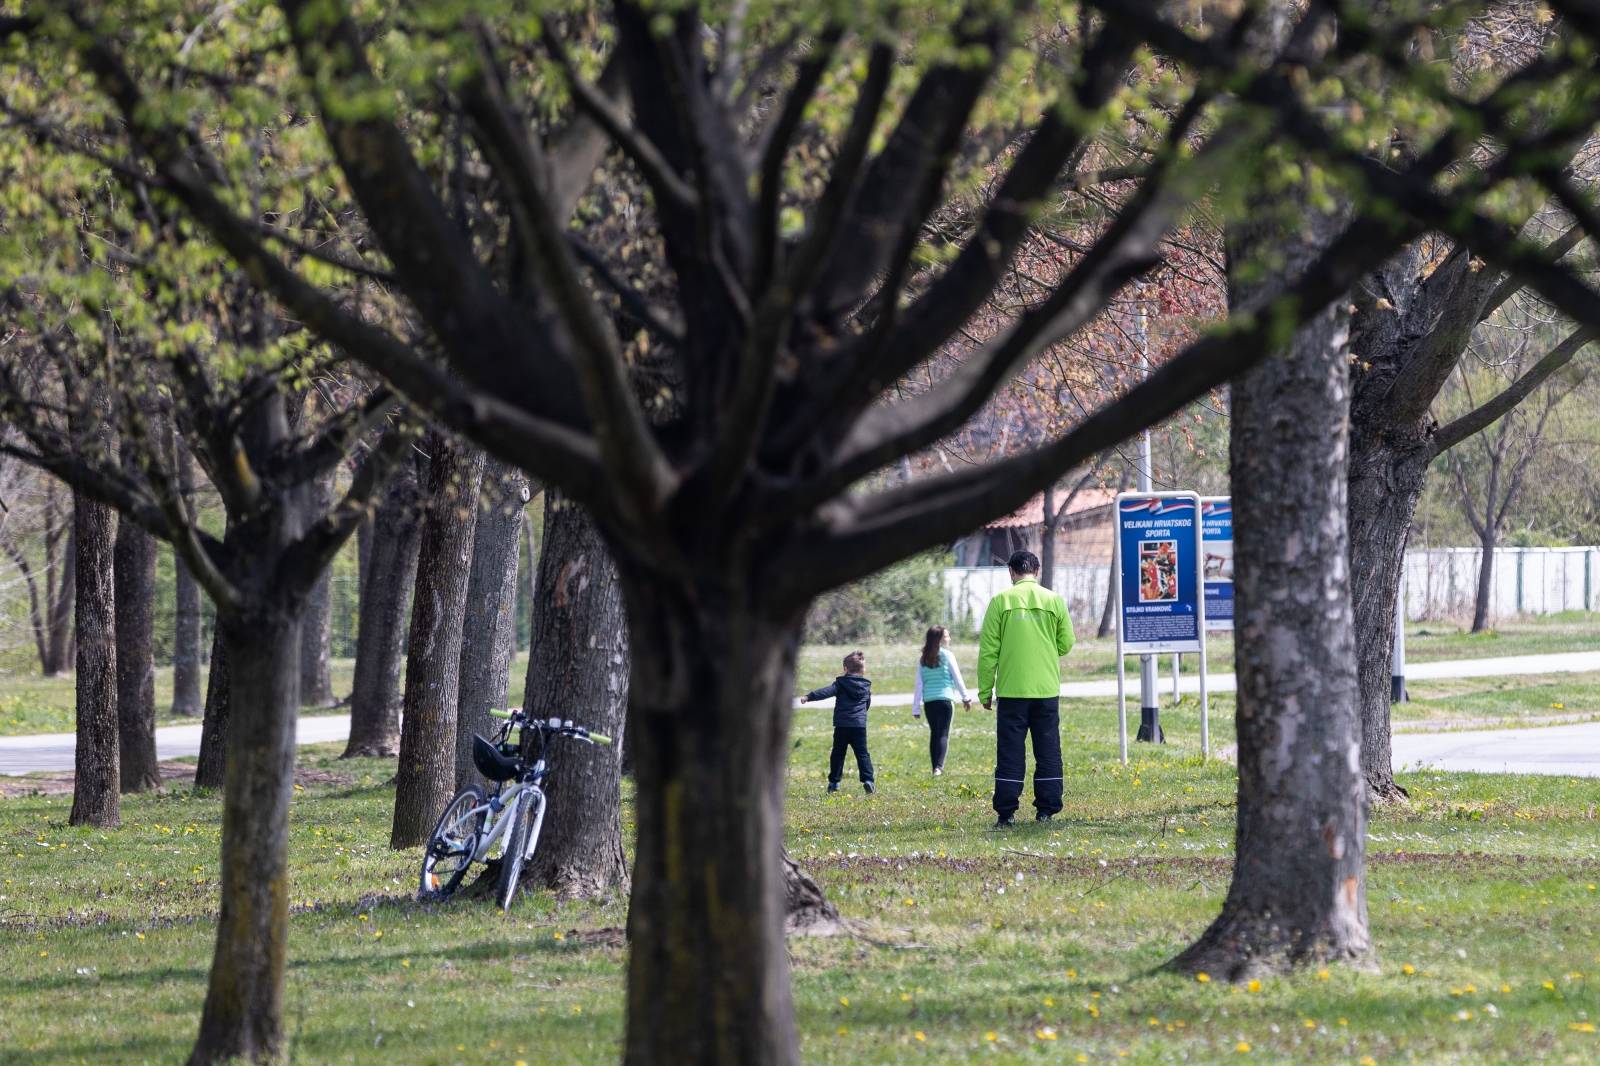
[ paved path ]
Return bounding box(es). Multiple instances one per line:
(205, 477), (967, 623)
(1391, 720), (1600, 778)
(3, 650), (1598, 777)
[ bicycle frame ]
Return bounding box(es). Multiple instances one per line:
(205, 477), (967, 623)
(450, 759), (550, 865)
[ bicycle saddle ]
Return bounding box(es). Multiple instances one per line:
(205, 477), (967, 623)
(472, 734), (520, 782)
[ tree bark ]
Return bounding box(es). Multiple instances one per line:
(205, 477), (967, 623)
(1347, 433), (1429, 802)
(171, 445), (204, 716)
(1174, 183), (1369, 978)
(44, 522), (76, 676)
(1471, 527), (1496, 633)
(1040, 485), (1058, 590)
(299, 472), (337, 707)
(518, 492), (629, 896)
(455, 456), (527, 789)
(70, 490), (120, 828)
(344, 461), (421, 758)
(621, 572), (804, 1066)
(390, 435), (485, 847)
(195, 628), (230, 791)
(115, 511), (161, 793)
(187, 615), (299, 1066)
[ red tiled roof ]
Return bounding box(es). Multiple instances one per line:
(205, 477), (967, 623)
(984, 488), (1116, 529)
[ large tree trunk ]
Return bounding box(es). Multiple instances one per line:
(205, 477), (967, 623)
(187, 614), (299, 1066)
(115, 513), (161, 793)
(171, 446), (204, 716)
(44, 523), (76, 676)
(390, 436), (485, 847)
(195, 628), (230, 791)
(1471, 527), (1496, 633)
(299, 472), (337, 708)
(518, 493), (628, 896)
(1174, 183), (1369, 978)
(621, 574), (804, 1066)
(454, 457), (526, 789)
(1346, 432), (1429, 803)
(344, 463), (421, 758)
(70, 491), (119, 828)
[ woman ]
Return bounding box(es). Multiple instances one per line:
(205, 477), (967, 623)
(912, 625), (972, 776)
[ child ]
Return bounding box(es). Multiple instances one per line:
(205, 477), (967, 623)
(802, 650), (875, 794)
(912, 625), (971, 776)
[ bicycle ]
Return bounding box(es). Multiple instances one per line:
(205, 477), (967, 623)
(418, 707), (612, 911)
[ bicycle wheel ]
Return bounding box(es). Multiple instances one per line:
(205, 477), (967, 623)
(495, 790), (542, 912)
(419, 784), (485, 901)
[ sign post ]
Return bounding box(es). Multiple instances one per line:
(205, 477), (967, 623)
(1114, 492), (1209, 763)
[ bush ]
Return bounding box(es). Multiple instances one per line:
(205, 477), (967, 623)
(804, 552), (951, 644)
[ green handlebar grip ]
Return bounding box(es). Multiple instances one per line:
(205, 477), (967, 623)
(489, 709), (512, 719)
(589, 732), (613, 746)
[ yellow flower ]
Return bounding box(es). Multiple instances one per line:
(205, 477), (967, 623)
(552, 931), (565, 941)
(1316, 968), (1331, 981)
(985, 1031), (998, 1042)
(1568, 1022), (1596, 1033)
(401, 959), (410, 968)
(837, 1026), (847, 1036)
(1360, 1057), (1377, 1065)
(1544, 980), (1557, 991)
(1196, 972), (1211, 983)
(1401, 964), (1415, 975)
(1247, 979), (1262, 993)
(1088, 1006), (1100, 1018)
(1303, 1019), (1317, 1029)
(913, 1031), (926, 1042)
(1035, 1027), (1058, 1041)
(900, 992), (912, 1002)
(1043, 997), (1054, 1007)
(839, 997), (849, 1007)
(1236, 1041), (1252, 1053)
(1065, 968), (1078, 979)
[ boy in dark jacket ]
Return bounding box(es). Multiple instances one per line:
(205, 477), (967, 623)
(803, 650), (875, 794)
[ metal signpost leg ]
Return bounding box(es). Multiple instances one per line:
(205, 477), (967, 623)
(1172, 654), (1180, 702)
(1391, 572), (1408, 703)
(1115, 529), (1129, 765)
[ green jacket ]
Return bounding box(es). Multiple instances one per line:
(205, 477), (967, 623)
(977, 578), (1075, 699)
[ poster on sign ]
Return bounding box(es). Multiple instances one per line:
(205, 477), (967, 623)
(1115, 493), (1203, 653)
(1201, 497), (1234, 632)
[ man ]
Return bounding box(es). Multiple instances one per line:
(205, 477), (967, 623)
(977, 549), (1075, 828)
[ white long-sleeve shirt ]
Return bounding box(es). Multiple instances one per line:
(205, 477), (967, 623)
(912, 648), (970, 717)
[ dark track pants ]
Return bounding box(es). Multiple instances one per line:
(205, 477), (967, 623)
(923, 699), (954, 772)
(829, 726), (874, 786)
(992, 697), (1063, 818)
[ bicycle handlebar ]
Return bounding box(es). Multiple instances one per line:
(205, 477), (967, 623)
(489, 708), (611, 745)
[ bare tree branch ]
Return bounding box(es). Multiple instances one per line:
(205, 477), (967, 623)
(1431, 326), (1596, 454)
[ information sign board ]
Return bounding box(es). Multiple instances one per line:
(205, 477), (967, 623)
(1201, 497), (1234, 632)
(1115, 494), (1203, 653)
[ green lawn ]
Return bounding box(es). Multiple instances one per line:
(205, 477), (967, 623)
(2, 703), (1597, 1063)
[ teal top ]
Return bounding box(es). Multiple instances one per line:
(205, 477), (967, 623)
(913, 647), (970, 715)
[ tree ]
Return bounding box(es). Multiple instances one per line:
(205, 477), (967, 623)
(391, 431), (485, 847)
(517, 491), (629, 897)
(454, 456), (527, 789)
(114, 506), (160, 792)
(1440, 319), (1592, 632)
(70, 487), (119, 828)
(0, 465), (78, 675)
(1174, 60), (1368, 973)
(23, 2), (1600, 1061)
(299, 470), (337, 708)
(344, 457), (422, 758)
(194, 626), (228, 792)
(0, 215), (410, 1066)
(170, 440), (204, 717)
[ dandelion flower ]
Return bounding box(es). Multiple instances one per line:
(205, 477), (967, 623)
(1196, 972), (1211, 983)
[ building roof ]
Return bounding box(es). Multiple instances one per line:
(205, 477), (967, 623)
(984, 488), (1117, 530)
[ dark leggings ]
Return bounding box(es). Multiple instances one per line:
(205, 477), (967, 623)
(924, 699), (954, 771)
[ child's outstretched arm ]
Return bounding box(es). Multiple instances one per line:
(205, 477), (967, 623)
(803, 682), (838, 704)
(912, 671), (923, 718)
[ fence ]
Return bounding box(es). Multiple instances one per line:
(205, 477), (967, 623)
(944, 545), (1600, 633)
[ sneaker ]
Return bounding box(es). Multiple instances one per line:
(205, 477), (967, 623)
(990, 815), (1015, 830)
(863, 781), (876, 795)
(1036, 813), (1055, 824)
(826, 783), (839, 794)
(932, 767), (943, 777)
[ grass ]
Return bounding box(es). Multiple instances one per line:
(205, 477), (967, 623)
(3, 702), (1598, 1063)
